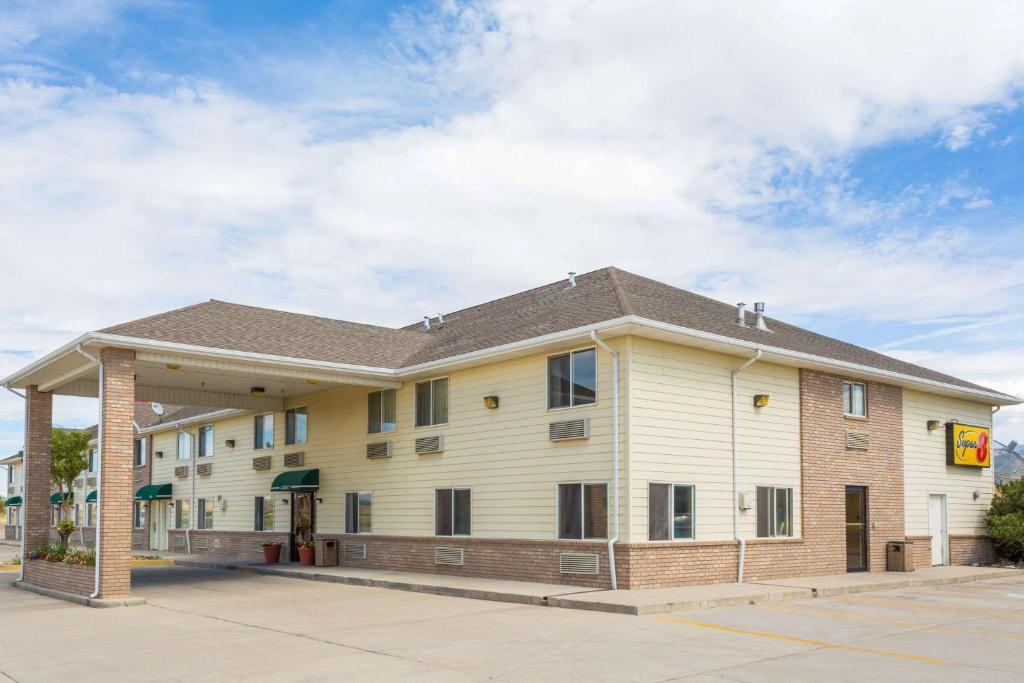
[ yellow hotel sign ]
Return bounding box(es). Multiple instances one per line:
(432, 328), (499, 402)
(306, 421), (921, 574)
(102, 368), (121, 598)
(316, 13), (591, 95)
(945, 422), (992, 467)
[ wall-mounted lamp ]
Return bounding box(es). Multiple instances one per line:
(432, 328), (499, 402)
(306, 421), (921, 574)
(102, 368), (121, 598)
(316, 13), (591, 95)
(316, 497), (324, 504)
(165, 363), (181, 370)
(973, 489), (981, 500)
(753, 394), (770, 408)
(250, 386), (266, 396)
(155, 451), (164, 459)
(927, 420), (942, 431)
(224, 439), (236, 448)
(483, 395), (500, 409)
(280, 498), (289, 505)
(305, 379), (320, 385)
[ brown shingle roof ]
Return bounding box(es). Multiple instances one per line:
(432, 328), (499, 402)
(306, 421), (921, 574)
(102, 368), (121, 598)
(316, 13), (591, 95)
(95, 267), (1003, 396)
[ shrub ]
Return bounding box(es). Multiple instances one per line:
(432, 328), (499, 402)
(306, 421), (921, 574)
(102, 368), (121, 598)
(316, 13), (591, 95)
(63, 547), (96, 567)
(57, 519), (76, 544)
(260, 541), (281, 548)
(298, 540), (315, 550)
(987, 479), (1024, 562)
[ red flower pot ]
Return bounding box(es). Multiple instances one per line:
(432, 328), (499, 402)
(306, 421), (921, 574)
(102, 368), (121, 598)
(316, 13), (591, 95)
(262, 544), (281, 564)
(298, 547), (315, 566)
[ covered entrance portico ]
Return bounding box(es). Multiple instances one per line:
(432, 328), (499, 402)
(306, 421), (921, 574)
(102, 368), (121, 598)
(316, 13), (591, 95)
(4, 335), (400, 603)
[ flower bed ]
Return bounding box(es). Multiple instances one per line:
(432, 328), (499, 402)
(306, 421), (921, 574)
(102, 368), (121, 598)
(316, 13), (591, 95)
(28, 543), (95, 567)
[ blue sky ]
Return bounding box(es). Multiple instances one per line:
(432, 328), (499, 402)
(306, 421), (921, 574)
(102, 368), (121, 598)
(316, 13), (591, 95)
(0, 0), (1023, 450)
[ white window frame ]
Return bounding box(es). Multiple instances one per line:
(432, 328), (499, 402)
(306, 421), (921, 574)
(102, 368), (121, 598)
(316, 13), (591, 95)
(367, 389), (397, 435)
(197, 498), (213, 530)
(176, 431), (192, 461)
(175, 499), (190, 530)
(414, 376), (450, 429)
(555, 481), (609, 540)
(344, 490), (373, 534)
(254, 413), (275, 450)
(842, 381), (867, 418)
(756, 486), (794, 538)
(648, 482), (696, 541)
(254, 496), (274, 532)
(133, 501), (146, 530)
(87, 449), (98, 473)
(546, 346), (599, 411)
(198, 425), (215, 458)
(433, 487), (471, 536)
(134, 438), (147, 467)
(285, 405), (308, 446)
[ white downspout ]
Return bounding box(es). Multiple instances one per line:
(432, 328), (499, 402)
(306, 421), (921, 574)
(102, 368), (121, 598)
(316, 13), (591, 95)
(732, 349), (761, 583)
(590, 330), (620, 590)
(5, 386), (26, 583)
(73, 345), (105, 599)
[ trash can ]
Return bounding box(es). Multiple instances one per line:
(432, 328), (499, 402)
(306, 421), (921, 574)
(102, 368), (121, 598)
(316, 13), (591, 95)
(886, 541), (914, 572)
(315, 538), (338, 567)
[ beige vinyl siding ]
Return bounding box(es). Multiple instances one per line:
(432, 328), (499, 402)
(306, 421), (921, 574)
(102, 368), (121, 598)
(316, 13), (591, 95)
(902, 390), (993, 536)
(628, 337), (801, 541)
(149, 340), (627, 540)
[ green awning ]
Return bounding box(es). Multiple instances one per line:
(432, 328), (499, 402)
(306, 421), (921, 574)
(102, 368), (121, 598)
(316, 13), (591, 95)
(85, 490), (97, 503)
(49, 492), (72, 504)
(4, 496), (21, 506)
(135, 483), (172, 501)
(270, 469), (319, 492)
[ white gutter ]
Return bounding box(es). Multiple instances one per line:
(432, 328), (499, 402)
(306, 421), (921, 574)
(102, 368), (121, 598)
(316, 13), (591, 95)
(732, 350), (762, 583)
(5, 386), (26, 583)
(73, 346), (104, 599)
(590, 330), (620, 591)
(137, 409), (245, 436)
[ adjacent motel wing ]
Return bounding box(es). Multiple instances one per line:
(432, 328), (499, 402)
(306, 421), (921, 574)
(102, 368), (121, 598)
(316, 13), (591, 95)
(3, 267), (1019, 599)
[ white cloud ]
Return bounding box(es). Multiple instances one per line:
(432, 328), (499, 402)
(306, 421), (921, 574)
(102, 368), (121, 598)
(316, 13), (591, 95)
(1, 0), (1024, 445)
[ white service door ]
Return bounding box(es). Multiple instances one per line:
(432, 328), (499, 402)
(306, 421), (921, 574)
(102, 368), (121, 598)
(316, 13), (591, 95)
(928, 494), (947, 566)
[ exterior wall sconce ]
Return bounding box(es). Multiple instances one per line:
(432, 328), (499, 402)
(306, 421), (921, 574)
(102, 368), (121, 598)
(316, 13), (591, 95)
(250, 386), (266, 396)
(280, 498), (289, 505)
(927, 420), (942, 431)
(973, 489), (981, 500)
(316, 497), (324, 504)
(165, 363), (181, 370)
(155, 451), (164, 459)
(224, 439), (236, 448)
(753, 394), (770, 408)
(483, 395), (500, 409)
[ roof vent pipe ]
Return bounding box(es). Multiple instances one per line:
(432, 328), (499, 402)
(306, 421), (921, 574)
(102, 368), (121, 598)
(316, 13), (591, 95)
(436, 313), (445, 324)
(754, 302), (768, 331)
(736, 302), (747, 326)
(567, 272), (576, 288)
(422, 316), (431, 331)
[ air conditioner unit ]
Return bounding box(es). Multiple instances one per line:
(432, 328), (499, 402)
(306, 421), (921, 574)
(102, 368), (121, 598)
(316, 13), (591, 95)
(196, 463), (212, 477)
(434, 546), (464, 565)
(846, 432), (870, 450)
(415, 435), (444, 455)
(284, 452), (305, 467)
(366, 442), (393, 459)
(344, 543), (367, 561)
(549, 418), (589, 441)
(252, 456), (272, 471)
(174, 466), (189, 479)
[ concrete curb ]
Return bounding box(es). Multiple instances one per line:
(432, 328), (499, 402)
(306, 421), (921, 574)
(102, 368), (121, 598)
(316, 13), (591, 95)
(13, 579), (146, 608)
(783, 567), (1023, 597)
(546, 587), (814, 616)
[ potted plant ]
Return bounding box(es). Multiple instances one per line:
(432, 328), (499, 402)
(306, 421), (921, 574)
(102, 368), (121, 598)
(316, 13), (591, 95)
(260, 540), (282, 564)
(297, 539), (315, 565)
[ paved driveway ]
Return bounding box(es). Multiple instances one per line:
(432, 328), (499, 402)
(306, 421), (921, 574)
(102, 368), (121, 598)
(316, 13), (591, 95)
(1, 565), (1023, 682)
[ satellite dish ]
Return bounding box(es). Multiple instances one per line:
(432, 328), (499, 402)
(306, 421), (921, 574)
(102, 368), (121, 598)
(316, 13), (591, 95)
(151, 402), (166, 416)
(1008, 440), (1019, 454)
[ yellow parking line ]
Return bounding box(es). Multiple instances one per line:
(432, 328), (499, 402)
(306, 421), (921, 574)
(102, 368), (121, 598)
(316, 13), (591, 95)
(655, 616), (945, 665)
(0, 565), (19, 571)
(835, 595), (1022, 617)
(130, 559), (175, 566)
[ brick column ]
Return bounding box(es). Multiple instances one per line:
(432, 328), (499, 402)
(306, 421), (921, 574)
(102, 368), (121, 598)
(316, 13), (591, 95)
(97, 348), (135, 598)
(23, 386), (53, 553)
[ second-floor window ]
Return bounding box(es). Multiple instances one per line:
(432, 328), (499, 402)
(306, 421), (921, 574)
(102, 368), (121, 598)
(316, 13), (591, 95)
(415, 378), (449, 428)
(286, 407), (307, 446)
(548, 348), (597, 409)
(254, 414), (274, 449)
(367, 390), (397, 434)
(842, 381), (867, 417)
(133, 438), (147, 467)
(198, 425), (214, 458)
(177, 431), (192, 460)
(87, 449), (98, 473)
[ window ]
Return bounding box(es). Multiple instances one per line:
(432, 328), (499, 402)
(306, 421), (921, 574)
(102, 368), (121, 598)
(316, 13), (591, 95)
(51, 506), (58, 527)
(254, 496), (275, 531)
(648, 483), (695, 540)
(197, 498), (214, 530)
(254, 414), (275, 449)
(367, 390), (397, 434)
(175, 500), (190, 529)
(198, 425), (214, 458)
(86, 503), (95, 527)
(133, 501), (146, 529)
(842, 381), (867, 417)
(87, 449), (98, 473)
(177, 431), (192, 460)
(345, 491), (372, 533)
(434, 488), (470, 536)
(415, 378), (449, 427)
(134, 438), (147, 467)
(73, 504), (81, 526)
(756, 486), (794, 538)
(285, 407), (308, 445)
(558, 483), (608, 539)
(548, 348), (597, 409)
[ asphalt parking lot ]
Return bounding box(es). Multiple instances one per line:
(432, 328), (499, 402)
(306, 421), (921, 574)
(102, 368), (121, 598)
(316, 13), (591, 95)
(1, 563), (1023, 682)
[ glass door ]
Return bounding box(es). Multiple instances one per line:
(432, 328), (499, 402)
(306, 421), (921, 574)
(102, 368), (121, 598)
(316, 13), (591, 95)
(290, 492), (315, 561)
(845, 486), (868, 572)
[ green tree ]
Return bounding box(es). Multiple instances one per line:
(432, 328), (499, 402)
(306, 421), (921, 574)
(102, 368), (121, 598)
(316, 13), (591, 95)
(987, 478), (1024, 562)
(50, 428), (90, 542)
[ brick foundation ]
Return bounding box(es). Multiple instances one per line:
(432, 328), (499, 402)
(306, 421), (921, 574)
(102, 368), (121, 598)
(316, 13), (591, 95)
(906, 535), (932, 568)
(950, 535), (994, 565)
(168, 529), (290, 561)
(23, 560), (94, 597)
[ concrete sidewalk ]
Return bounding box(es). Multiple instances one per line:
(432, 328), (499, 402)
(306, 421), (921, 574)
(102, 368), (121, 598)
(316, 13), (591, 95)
(159, 552), (1019, 615)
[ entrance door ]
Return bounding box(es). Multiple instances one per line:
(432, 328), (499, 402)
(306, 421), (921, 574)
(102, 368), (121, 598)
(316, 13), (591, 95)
(290, 492), (315, 562)
(150, 501), (169, 551)
(929, 494), (948, 566)
(845, 486), (868, 572)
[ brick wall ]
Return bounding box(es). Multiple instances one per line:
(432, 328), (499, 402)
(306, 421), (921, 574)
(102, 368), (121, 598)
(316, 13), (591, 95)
(950, 535), (994, 565)
(97, 348), (135, 599)
(23, 387), (52, 555)
(23, 560), (94, 597)
(906, 535), (932, 569)
(168, 529), (290, 561)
